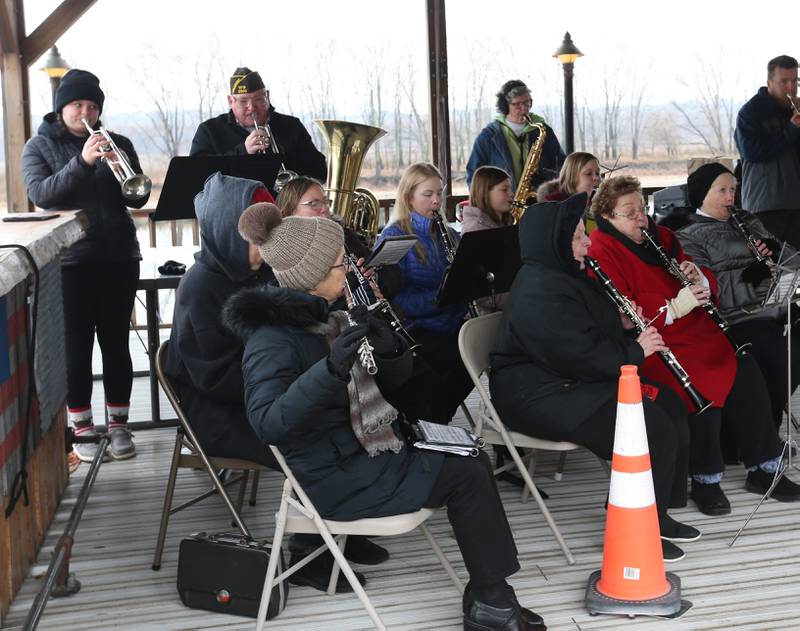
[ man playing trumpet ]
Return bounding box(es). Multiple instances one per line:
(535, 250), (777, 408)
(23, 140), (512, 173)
(190, 67), (326, 181)
(735, 55), (800, 247)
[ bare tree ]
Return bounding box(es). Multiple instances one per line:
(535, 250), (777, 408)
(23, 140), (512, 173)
(130, 47), (187, 160)
(398, 54), (429, 161)
(671, 56), (741, 155)
(601, 69), (625, 160)
(628, 64), (650, 160)
(360, 44), (388, 179)
(194, 37), (227, 128)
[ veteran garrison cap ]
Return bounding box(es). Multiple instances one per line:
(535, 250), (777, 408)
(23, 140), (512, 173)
(230, 67), (265, 95)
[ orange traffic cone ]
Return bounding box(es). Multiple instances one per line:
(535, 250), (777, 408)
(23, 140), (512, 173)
(585, 365), (683, 617)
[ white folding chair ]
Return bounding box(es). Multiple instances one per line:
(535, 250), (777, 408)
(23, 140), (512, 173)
(256, 446), (463, 631)
(458, 312), (580, 565)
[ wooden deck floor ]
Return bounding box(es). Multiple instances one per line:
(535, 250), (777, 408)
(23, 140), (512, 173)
(3, 383), (800, 630)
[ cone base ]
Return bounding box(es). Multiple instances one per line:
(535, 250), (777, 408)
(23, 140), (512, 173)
(585, 570), (682, 617)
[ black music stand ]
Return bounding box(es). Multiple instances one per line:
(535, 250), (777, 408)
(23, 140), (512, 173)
(437, 226), (521, 311)
(730, 258), (800, 546)
(153, 155), (283, 221)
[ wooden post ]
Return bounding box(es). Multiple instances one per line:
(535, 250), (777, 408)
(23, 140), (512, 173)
(0, 0), (98, 213)
(426, 0), (454, 217)
(1, 0), (30, 213)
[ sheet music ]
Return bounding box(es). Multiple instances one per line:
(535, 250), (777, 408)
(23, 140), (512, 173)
(763, 267), (800, 307)
(417, 420), (476, 446)
(365, 236), (417, 268)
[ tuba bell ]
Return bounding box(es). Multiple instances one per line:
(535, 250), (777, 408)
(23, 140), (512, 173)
(314, 119), (387, 245)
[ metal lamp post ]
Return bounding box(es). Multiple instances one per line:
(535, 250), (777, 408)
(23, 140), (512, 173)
(553, 32), (583, 154)
(39, 46), (71, 110)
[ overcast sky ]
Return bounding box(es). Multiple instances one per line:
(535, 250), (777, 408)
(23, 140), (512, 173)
(12, 0), (800, 124)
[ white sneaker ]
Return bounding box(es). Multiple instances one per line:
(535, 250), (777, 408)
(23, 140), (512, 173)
(73, 435), (111, 463)
(109, 427), (136, 460)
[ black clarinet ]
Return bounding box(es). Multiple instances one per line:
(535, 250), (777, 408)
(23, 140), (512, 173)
(343, 249), (421, 352)
(585, 256), (713, 414)
(640, 227), (749, 355)
(431, 211), (480, 318)
(727, 206), (776, 284)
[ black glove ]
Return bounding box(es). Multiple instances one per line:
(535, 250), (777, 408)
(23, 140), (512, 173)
(327, 323), (369, 380)
(366, 312), (397, 356)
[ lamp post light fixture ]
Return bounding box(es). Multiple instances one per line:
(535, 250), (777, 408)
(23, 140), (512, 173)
(553, 32), (583, 154)
(39, 45), (71, 109)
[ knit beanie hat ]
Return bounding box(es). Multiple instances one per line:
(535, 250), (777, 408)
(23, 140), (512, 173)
(238, 203), (344, 291)
(230, 67), (265, 95)
(687, 162), (733, 209)
(54, 69), (105, 114)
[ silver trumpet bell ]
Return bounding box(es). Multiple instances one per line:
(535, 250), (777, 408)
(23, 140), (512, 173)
(81, 118), (152, 202)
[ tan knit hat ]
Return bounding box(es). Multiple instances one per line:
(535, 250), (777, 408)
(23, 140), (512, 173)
(238, 203), (344, 291)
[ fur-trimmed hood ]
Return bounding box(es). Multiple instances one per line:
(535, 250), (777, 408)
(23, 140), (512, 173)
(223, 284), (329, 340)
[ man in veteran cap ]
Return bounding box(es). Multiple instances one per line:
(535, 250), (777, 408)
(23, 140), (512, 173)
(190, 66), (326, 181)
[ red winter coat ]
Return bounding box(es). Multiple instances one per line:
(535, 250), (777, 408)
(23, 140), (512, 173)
(588, 225), (736, 410)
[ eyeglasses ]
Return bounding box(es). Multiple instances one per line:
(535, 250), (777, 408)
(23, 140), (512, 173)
(509, 99), (532, 108)
(611, 207), (647, 220)
(299, 198), (332, 210)
(231, 95), (268, 108)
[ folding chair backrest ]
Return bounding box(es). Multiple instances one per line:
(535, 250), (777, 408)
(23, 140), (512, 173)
(457, 312), (504, 432)
(268, 445), (319, 519)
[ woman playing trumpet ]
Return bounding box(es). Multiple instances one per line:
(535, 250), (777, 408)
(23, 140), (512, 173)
(676, 162), (800, 428)
(228, 203), (546, 631)
(587, 175), (800, 516)
(21, 69), (149, 462)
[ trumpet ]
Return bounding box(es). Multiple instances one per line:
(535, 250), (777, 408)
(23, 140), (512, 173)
(586, 256), (713, 414)
(81, 118), (151, 201)
(342, 257), (378, 375)
(640, 227), (750, 355)
(252, 116), (297, 192)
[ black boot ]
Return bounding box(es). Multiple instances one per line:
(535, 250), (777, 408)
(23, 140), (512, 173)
(463, 583), (546, 631)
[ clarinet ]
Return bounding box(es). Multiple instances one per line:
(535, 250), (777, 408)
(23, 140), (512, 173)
(727, 206), (776, 284)
(431, 211), (480, 318)
(343, 249), (420, 352)
(585, 256), (713, 414)
(640, 227), (749, 355)
(342, 256), (378, 375)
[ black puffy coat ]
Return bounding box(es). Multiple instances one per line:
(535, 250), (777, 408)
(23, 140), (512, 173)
(190, 110), (327, 182)
(165, 173), (277, 466)
(490, 193), (644, 438)
(223, 285), (443, 521)
(21, 114), (148, 265)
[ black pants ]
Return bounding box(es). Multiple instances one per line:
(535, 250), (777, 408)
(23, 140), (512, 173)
(423, 452), (519, 586)
(562, 383), (689, 525)
(410, 328), (474, 424)
(730, 318), (800, 429)
(61, 261), (140, 408)
(754, 209), (800, 251)
(690, 354), (783, 475)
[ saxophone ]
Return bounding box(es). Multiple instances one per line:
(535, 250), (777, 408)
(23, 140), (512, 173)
(510, 116), (548, 223)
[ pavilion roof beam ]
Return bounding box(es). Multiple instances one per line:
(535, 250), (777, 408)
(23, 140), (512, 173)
(21, 0), (96, 66)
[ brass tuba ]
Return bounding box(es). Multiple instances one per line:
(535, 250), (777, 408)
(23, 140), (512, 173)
(314, 120), (387, 244)
(510, 116), (548, 223)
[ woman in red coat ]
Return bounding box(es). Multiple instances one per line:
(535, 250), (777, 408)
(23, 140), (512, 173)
(587, 175), (799, 516)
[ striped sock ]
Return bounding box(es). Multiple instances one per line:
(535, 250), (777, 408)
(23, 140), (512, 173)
(68, 406), (94, 435)
(107, 402), (130, 430)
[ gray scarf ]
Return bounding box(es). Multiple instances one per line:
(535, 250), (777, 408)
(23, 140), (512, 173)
(309, 311), (404, 457)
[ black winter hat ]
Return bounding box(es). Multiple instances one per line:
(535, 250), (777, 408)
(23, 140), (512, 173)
(687, 162), (733, 209)
(230, 67), (265, 95)
(54, 69), (105, 114)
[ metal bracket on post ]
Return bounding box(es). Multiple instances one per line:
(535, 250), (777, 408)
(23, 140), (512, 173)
(50, 535), (81, 598)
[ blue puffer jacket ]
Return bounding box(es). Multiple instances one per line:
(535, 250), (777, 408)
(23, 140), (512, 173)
(465, 119), (565, 190)
(377, 212), (467, 334)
